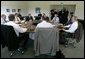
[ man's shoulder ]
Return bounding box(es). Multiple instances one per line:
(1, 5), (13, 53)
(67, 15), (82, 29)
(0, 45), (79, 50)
(37, 22), (42, 26)
(5, 21), (17, 25)
(48, 22), (54, 26)
(4, 21), (10, 24)
(73, 21), (78, 24)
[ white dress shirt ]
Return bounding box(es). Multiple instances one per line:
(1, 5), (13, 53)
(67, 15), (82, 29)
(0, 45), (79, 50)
(64, 21), (78, 33)
(64, 24), (71, 28)
(36, 20), (55, 28)
(4, 21), (27, 36)
(52, 16), (59, 23)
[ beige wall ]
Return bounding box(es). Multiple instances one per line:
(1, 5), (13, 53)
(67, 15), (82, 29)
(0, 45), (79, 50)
(1, 1), (28, 20)
(27, 1), (84, 20)
(1, 1), (84, 20)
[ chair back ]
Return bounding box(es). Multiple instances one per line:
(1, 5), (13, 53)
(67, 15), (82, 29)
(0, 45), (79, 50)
(74, 22), (83, 43)
(1, 25), (19, 51)
(34, 28), (59, 56)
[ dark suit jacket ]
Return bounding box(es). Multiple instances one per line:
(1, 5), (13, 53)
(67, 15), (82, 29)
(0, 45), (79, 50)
(65, 19), (72, 25)
(58, 10), (69, 24)
(26, 16), (33, 21)
(75, 22), (83, 43)
(38, 13), (42, 17)
(1, 25), (19, 51)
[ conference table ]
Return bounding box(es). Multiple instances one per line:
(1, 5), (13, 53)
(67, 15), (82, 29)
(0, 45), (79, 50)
(18, 20), (64, 32)
(17, 20), (36, 32)
(17, 20), (64, 40)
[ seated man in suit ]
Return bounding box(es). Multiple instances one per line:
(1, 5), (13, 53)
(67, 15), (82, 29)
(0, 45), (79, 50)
(61, 16), (78, 45)
(63, 16), (78, 33)
(4, 14), (28, 50)
(26, 13), (33, 21)
(59, 16), (78, 44)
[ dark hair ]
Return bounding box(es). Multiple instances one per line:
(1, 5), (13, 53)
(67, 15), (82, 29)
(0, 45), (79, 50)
(15, 13), (20, 17)
(42, 16), (49, 22)
(8, 14), (15, 21)
(54, 13), (58, 15)
(15, 13), (18, 15)
(70, 12), (74, 14)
